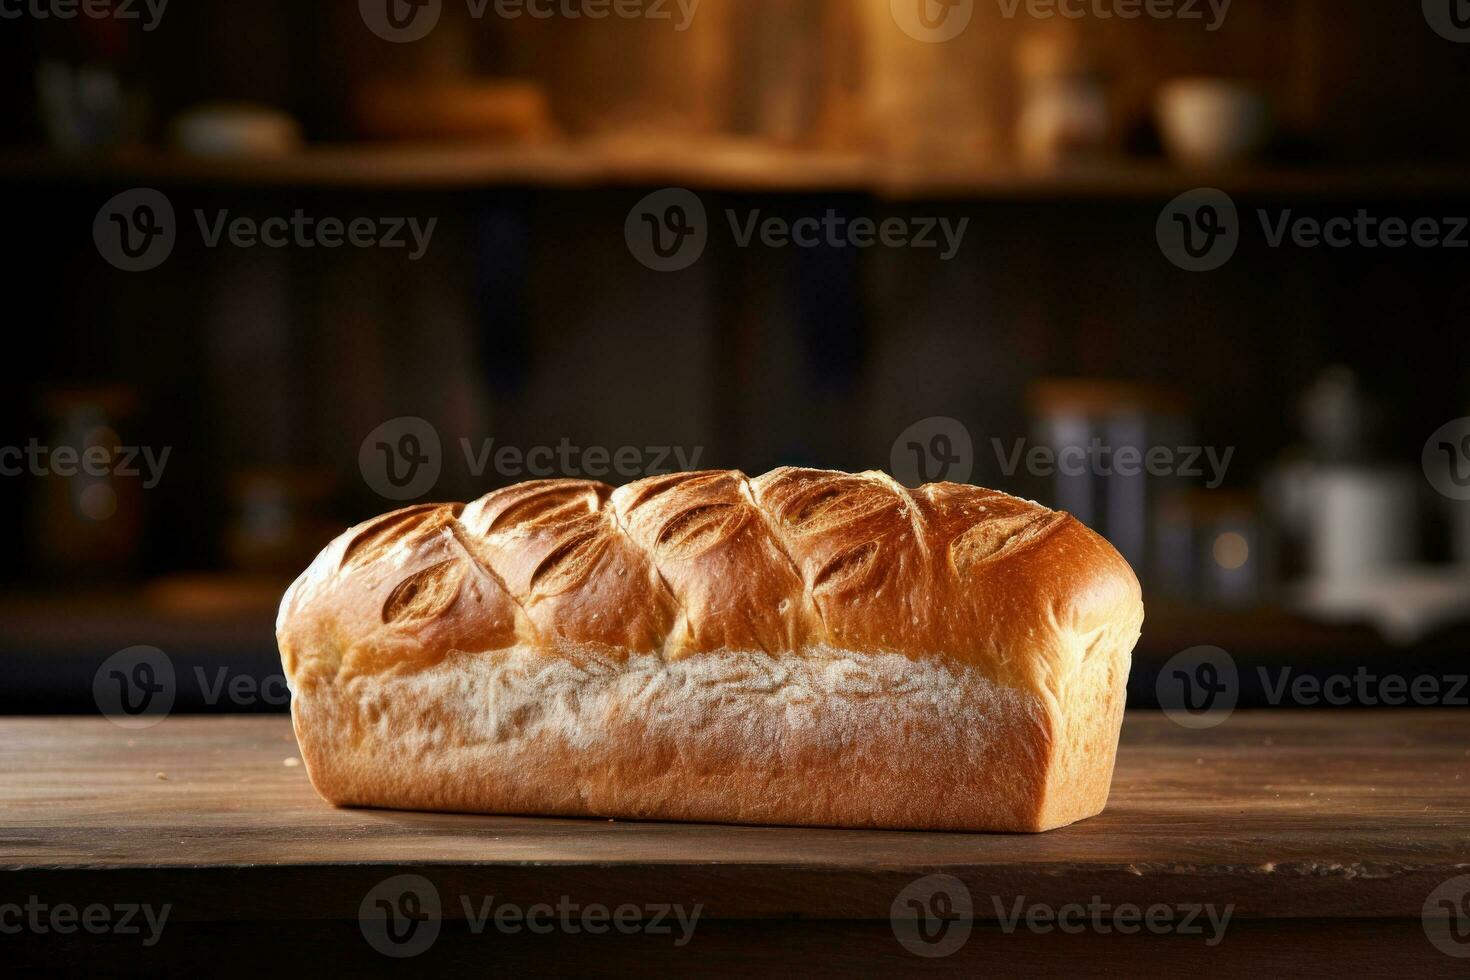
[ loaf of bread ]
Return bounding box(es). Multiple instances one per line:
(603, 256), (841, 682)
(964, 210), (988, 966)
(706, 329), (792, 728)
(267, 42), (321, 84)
(277, 468), (1143, 832)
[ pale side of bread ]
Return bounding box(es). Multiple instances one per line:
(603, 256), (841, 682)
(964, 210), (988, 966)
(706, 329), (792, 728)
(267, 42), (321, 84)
(277, 468), (1144, 832)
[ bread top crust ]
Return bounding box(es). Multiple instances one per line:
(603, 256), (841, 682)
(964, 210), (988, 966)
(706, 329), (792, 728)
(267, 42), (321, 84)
(277, 468), (1143, 697)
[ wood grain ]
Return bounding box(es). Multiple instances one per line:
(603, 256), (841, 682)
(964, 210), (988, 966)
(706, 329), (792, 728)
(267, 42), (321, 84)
(2, 712), (1467, 972)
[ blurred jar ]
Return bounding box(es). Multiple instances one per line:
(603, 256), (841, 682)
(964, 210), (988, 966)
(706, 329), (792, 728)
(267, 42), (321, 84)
(1264, 367), (1419, 585)
(1028, 381), (1192, 584)
(1015, 29), (1112, 167)
(1156, 491), (1262, 606)
(860, 0), (1002, 168)
(1156, 78), (1271, 169)
(556, 1), (733, 139)
(31, 386), (145, 579)
(225, 468), (339, 575)
(34, 13), (149, 153)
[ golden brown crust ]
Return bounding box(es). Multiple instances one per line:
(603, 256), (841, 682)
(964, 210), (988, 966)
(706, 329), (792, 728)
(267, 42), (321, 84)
(277, 468), (1143, 832)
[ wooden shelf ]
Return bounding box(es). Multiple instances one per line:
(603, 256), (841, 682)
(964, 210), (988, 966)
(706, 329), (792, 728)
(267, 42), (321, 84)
(3, 143), (1468, 200)
(0, 142), (872, 194)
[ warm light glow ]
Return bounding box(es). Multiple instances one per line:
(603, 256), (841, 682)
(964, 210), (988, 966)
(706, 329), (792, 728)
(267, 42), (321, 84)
(79, 484), (118, 522)
(1212, 532), (1249, 571)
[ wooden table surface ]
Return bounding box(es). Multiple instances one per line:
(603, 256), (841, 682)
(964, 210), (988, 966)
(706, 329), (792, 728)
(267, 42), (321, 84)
(3, 711), (1468, 975)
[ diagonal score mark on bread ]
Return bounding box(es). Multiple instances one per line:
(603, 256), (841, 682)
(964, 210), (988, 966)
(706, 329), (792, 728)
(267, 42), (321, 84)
(277, 467), (1143, 832)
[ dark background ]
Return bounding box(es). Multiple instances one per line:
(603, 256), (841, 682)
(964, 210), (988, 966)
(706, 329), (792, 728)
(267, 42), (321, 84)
(2, 0), (1469, 713)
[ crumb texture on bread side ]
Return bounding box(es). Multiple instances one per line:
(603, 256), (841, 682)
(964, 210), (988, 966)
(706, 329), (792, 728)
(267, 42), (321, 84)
(278, 468), (1143, 832)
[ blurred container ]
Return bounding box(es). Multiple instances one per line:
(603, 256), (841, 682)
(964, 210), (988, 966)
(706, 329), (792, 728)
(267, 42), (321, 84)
(171, 102), (303, 156)
(1156, 491), (1262, 606)
(1264, 367), (1419, 586)
(1028, 380), (1192, 582)
(31, 386), (144, 579)
(556, 2), (733, 139)
(1308, 468), (1417, 580)
(352, 80), (554, 143)
(224, 468), (339, 575)
(1157, 78), (1271, 168)
(1016, 30), (1112, 167)
(36, 60), (148, 152)
(731, 0), (826, 145)
(860, 1), (1002, 168)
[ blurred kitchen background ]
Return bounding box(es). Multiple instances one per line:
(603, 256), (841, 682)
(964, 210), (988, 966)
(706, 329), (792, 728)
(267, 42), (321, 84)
(1, 0), (1469, 713)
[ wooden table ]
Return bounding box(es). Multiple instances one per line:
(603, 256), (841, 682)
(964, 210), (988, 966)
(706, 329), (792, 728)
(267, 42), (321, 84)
(3, 712), (1468, 976)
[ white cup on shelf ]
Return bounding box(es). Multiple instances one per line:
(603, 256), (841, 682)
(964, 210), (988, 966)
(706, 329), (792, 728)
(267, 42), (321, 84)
(1156, 78), (1270, 168)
